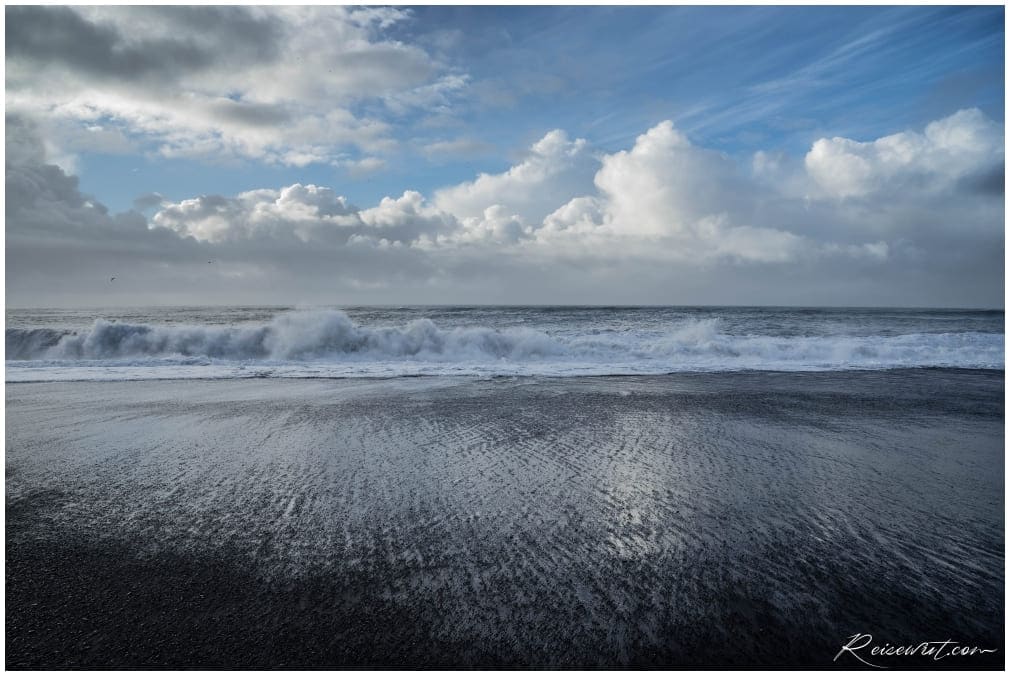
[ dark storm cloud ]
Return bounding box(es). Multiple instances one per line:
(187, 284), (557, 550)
(132, 193), (166, 211)
(142, 5), (282, 52)
(959, 166), (1005, 197)
(4, 6), (447, 166)
(5, 114), (46, 168)
(5, 5), (281, 84)
(6, 117), (182, 253)
(206, 99), (292, 127)
(7, 6), (210, 82)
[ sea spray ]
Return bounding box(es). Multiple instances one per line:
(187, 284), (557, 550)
(5, 308), (1004, 380)
(7, 310), (566, 362)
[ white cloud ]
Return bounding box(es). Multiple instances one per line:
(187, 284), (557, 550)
(591, 120), (742, 238)
(6, 6), (466, 167)
(6, 110), (1003, 307)
(384, 74), (470, 116)
(456, 205), (527, 245)
(145, 112), (999, 269)
(805, 108), (1003, 199)
(433, 129), (595, 225)
(542, 196), (607, 234)
(152, 185), (458, 248)
(531, 121), (845, 264)
(337, 156), (388, 178)
(420, 137), (495, 159)
(358, 190), (458, 241)
(152, 184), (361, 243)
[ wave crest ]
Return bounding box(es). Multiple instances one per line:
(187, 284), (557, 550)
(6, 311), (565, 362)
(5, 310), (1004, 377)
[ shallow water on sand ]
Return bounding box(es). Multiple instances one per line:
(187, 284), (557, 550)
(5, 370), (1004, 666)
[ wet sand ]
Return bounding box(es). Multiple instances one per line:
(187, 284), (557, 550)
(5, 371), (1005, 667)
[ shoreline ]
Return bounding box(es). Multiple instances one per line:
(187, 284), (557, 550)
(5, 364), (1006, 385)
(7, 371), (1004, 667)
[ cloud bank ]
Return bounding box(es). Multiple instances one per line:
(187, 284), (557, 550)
(5, 108), (1004, 307)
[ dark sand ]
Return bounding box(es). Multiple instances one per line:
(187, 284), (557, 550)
(6, 370), (1004, 667)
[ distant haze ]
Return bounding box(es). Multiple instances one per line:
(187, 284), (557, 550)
(5, 6), (1004, 308)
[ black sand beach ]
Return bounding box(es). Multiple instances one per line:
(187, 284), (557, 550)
(5, 370), (1004, 667)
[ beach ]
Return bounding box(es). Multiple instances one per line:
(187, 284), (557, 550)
(6, 1), (1006, 669)
(5, 370), (1004, 667)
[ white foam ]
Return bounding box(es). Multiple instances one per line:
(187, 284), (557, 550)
(5, 310), (1004, 382)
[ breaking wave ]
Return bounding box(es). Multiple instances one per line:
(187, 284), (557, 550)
(5, 310), (1004, 380)
(6, 311), (564, 362)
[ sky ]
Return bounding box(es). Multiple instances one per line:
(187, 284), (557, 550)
(5, 4), (1005, 308)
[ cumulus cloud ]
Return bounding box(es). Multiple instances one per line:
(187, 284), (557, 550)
(358, 191), (458, 242)
(141, 111), (1001, 277)
(5, 116), (443, 306)
(152, 185), (359, 243)
(151, 184), (458, 249)
(530, 121), (880, 265)
(5, 6), (466, 167)
(5, 110), (1004, 307)
(433, 129), (595, 225)
(805, 108), (1003, 199)
(593, 120), (728, 237)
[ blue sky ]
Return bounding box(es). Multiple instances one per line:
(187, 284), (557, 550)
(62, 5), (1003, 213)
(5, 5), (1005, 307)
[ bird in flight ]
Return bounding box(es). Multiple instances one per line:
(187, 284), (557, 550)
(110, 276), (116, 282)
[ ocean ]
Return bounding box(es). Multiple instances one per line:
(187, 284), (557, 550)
(5, 305), (1005, 381)
(5, 306), (1005, 667)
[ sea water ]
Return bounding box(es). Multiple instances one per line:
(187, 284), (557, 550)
(5, 305), (1004, 381)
